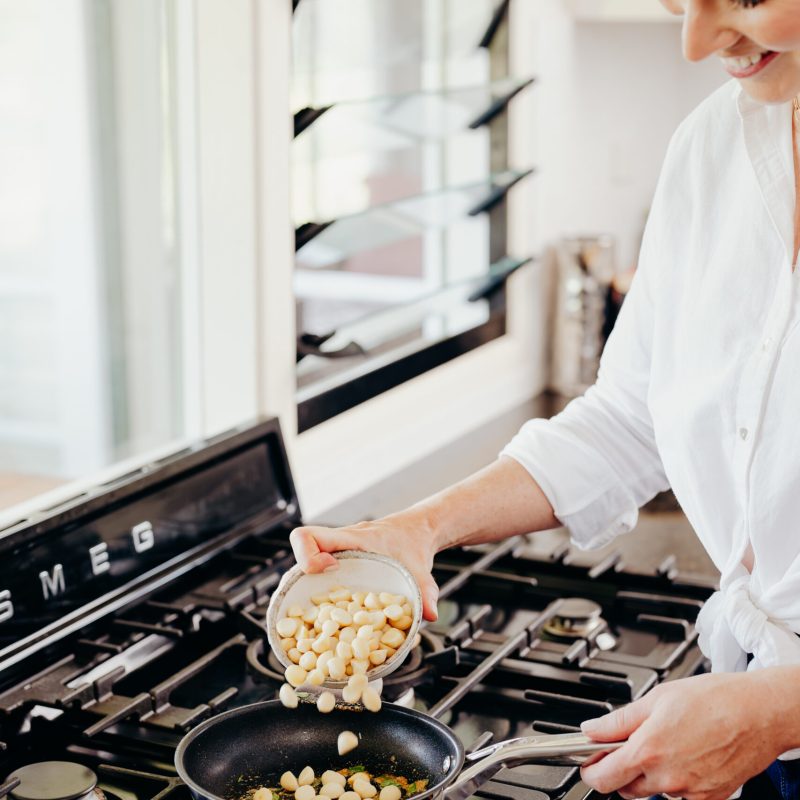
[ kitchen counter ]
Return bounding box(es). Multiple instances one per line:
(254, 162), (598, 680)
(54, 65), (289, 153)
(321, 394), (719, 580)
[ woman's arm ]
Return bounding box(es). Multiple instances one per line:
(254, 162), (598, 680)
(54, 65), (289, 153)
(292, 115), (685, 623)
(290, 456), (558, 621)
(413, 455), (560, 548)
(292, 150), (671, 622)
(291, 224), (667, 622)
(291, 241), (667, 622)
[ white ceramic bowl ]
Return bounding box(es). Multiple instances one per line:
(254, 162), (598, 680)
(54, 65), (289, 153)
(266, 550), (423, 694)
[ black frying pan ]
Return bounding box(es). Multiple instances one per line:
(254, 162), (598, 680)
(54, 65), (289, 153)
(175, 700), (624, 800)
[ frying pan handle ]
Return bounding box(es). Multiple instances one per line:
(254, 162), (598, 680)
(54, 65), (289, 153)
(442, 733), (625, 800)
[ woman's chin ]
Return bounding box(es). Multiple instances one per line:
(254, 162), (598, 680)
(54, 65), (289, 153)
(734, 61), (800, 106)
(738, 83), (799, 106)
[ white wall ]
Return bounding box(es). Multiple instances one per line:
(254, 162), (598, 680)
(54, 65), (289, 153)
(529, 2), (726, 271)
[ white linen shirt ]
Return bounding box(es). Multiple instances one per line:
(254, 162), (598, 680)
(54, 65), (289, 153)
(502, 80), (800, 691)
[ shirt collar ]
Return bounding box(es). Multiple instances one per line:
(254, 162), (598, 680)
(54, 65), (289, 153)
(731, 79), (796, 266)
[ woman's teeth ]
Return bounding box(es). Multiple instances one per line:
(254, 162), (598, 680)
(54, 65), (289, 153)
(721, 51), (771, 71)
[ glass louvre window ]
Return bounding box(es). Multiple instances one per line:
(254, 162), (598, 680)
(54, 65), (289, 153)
(292, 0), (534, 430)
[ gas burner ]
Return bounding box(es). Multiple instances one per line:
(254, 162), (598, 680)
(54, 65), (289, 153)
(381, 629), (443, 689)
(542, 598), (605, 640)
(246, 629), (443, 702)
(5, 763), (106, 800)
(390, 687), (416, 709)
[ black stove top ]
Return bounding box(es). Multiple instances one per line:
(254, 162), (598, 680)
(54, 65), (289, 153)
(0, 419), (716, 800)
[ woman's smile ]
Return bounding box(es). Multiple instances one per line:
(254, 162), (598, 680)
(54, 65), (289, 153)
(660, 0), (800, 103)
(720, 49), (781, 78)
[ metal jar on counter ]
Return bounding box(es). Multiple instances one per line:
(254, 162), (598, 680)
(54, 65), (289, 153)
(550, 234), (617, 398)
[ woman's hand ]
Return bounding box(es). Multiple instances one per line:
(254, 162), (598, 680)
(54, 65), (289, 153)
(580, 670), (789, 800)
(290, 507), (442, 621)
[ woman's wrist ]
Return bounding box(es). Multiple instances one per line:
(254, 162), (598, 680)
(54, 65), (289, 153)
(751, 666), (800, 755)
(386, 498), (455, 554)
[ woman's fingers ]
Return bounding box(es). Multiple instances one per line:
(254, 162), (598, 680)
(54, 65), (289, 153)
(289, 526), (348, 572)
(580, 698), (655, 794)
(580, 745), (644, 795)
(581, 693), (718, 798)
(616, 775), (654, 800)
(415, 571), (439, 621)
(581, 696), (651, 742)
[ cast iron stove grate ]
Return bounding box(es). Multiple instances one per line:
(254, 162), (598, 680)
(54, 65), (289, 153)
(0, 419), (717, 800)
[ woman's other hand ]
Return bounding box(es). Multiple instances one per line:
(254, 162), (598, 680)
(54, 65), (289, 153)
(580, 670), (791, 800)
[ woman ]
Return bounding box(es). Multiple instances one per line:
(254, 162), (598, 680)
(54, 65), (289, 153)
(290, 1), (800, 798)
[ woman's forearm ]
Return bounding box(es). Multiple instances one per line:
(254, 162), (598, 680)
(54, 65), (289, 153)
(290, 456), (558, 620)
(398, 456), (559, 551)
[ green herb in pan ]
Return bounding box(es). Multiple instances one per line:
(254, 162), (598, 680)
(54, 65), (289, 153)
(241, 767), (427, 800)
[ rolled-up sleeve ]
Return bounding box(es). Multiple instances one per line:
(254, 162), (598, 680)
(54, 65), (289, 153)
(502, 183), (670, 549)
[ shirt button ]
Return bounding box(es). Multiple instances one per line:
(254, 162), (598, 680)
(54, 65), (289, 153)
(762, 337), (774, 352)
(739, 427), (749, 441)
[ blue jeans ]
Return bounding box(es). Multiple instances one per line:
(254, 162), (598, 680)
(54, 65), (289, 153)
(647, 760), (798, 799)
(766, 759), (800, 800)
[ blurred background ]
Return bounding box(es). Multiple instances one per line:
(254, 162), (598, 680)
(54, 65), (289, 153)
(0, 0), (724, 522)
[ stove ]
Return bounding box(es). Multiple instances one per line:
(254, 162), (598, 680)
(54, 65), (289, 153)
(0, 419), (716, 800)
